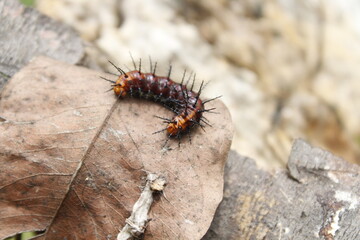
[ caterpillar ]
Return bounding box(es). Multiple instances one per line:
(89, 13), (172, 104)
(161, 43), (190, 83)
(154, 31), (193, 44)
(102, 59), (219, 144)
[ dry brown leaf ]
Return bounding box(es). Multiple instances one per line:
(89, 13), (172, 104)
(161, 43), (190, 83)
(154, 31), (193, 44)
(0, 56), (233, 240)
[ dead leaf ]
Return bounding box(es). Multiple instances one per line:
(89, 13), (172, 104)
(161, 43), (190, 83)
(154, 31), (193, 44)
(0, 56), (233, 240)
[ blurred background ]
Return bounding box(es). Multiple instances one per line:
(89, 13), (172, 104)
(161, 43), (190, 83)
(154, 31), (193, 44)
(22, 0), (360, 169)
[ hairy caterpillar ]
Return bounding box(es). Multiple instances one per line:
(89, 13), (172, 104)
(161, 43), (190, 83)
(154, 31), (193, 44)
(102, 59), (219, 144)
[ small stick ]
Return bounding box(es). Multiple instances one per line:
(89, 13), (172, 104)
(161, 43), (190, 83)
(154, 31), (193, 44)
(117, 173), (167, 240)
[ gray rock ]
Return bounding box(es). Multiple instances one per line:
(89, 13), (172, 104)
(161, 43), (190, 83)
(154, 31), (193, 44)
(0, 0), (84, 90)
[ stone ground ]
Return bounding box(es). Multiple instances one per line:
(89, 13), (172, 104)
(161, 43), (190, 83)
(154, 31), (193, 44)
(35, 0), (360, 168)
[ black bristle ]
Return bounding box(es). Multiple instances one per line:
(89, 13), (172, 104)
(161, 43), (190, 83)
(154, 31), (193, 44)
(180, 69), (187, 85)
(167, 65), (172, 79)
(100, 76), (116, 84)
(153, 62), (158, 75)
(149, 56), (153, 73)
(108, 61), (126, 75)
(129, 52), (137, 69)
(153, 127), (168, 135)
(202, 95), (222, 104)
(190, 73), (196, 91)
(194, 80), (204, 107)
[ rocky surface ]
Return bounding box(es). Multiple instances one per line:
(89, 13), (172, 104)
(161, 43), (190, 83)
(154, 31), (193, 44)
(0, 0), (84, 89)
(35, 0), (360, 168)
(204, 140), (360, 240)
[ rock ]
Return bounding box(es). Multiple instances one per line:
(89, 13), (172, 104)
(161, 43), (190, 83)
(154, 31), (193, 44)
(204, 139), (360, 240)
(0, 0), (84, 89)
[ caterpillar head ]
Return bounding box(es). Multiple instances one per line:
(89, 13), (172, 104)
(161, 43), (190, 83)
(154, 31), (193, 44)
(114, 73), (133, 97)
(113, 78), (127, 97)
(114, 71), (142, 97)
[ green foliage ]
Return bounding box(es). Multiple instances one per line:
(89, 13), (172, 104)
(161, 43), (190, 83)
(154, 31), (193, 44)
(5, 231), (38, 240)
(19, 0), (36, 7)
